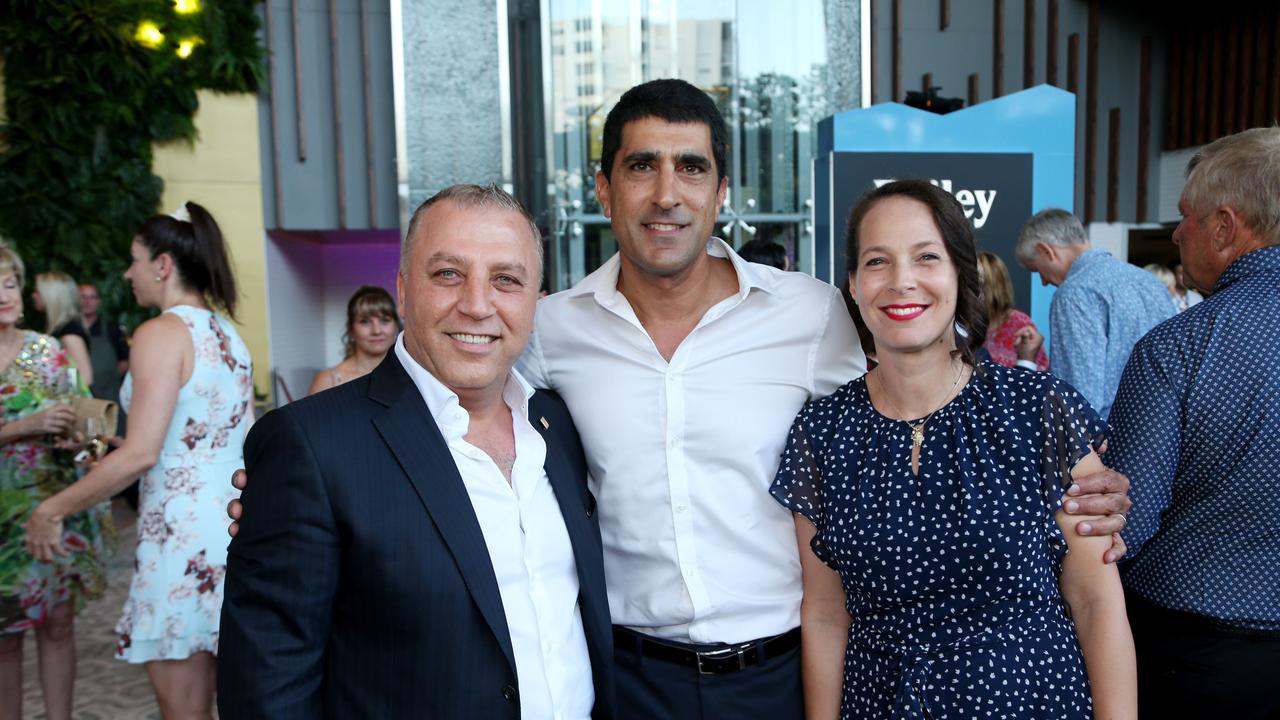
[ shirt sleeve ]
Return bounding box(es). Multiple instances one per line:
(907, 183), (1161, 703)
(769, 405), (834, 566)
(516, 322), (553, 390)
(1105, 338), (1183, 558)
(811, 286), (867, 398)
(1049, 287), (1110, 415)
(1038, 376), (1108, 567)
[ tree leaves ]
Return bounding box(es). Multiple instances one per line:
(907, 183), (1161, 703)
(0, 0), (264, 328)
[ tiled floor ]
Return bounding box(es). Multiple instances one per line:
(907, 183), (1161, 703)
(19, 502), (161, 719)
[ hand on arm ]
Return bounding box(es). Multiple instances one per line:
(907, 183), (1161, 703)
(227, 469), (248, 537)
(795, 515), (849, 720)
(1056, 451), (1137, 720)
(24, 316), (185, 561)
(1062, 465), (1132, 563)
(0, 405), (77, 445)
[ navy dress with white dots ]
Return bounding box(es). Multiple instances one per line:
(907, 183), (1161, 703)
(771, 361), (1104, 719)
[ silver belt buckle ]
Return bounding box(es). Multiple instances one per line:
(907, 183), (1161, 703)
(696, 644), (748, 674)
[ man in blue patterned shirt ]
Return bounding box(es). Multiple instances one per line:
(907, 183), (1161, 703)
(1015, 209), (1174, 418)
(1107, 127), (1280, 719)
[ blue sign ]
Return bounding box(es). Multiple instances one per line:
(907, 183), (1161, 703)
(814, 85), (1076, 339)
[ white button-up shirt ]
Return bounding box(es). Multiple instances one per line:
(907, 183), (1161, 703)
(395, 338), (593, 720)
(518, 240), (866, 643)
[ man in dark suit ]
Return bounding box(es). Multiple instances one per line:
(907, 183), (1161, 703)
(217, 184), (614, 719)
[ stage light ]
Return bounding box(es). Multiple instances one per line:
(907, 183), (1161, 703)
(134, 21), (164, 49)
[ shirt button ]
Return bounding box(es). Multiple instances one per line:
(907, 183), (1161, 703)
(670, 437), (679, 448)
(676, 505), (688, 513)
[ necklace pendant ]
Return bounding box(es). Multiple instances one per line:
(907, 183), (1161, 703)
(911, 424), (925, 450)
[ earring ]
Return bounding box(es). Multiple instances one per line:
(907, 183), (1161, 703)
(154, 276), (162, 283)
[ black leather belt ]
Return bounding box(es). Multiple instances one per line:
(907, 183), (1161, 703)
(613, 626), (801, 674)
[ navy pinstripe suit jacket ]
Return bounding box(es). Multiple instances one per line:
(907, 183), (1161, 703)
(217, 354), (615, 718)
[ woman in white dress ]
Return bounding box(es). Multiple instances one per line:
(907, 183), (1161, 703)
(25, 201), (252, 719)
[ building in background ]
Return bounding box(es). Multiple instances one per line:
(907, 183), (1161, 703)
(249, 0), (1280, 407)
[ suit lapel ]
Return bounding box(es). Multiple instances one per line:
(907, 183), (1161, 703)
(367, 356), (517, 676)
(528, 395), (603, 591)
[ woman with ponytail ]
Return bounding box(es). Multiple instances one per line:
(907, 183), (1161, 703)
(24, 201), (253, 718)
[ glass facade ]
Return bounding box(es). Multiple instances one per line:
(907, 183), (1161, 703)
(536, 0), (856, 290)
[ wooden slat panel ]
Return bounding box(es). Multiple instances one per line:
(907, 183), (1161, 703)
(1137, 36), (1152, 223)
(1271, 9), (1280, 125)
(265, 0), (284, 228)
(1269, 9), (1280, 124)
(1194, 26), (1210, 145)
(1209, 21), (1224, 140)
(940, 0), (950, 31)
(1239, 13), (1255, 133)
(893, 0), (903, 102)
(1067, 32), (1079, 95)
(1085, 0), (1099, 222)
(1253, 8), (1272, 128)
(870, 0), (878, 104)
(1166, 29), (1182, 149)
(1107, 107), (1120, 223)
(969, 73), (980, 107)
(360, 0), (376, 227)
(994, 0), (1005, 97)
(1047, 0), (1059, 86)
(1024, 0), (1035, 88)
(1223, 16), (1239, 135)
(1180, 26), (1194, 148)
(328, 0), (346, 228)
(292, 0), (307, 162)
(1272, 9), (1280, 124)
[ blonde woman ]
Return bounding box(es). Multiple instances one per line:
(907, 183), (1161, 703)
(0, 245), (110, 720)
(32, 272), (93, 388)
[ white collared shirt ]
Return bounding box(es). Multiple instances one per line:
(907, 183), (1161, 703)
(518, 239), (866, 643)
(395, 337), (593, 720)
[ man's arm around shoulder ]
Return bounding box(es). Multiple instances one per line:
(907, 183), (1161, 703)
(218, 406), (340, 719)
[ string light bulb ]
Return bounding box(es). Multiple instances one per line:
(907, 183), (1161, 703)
(134, 21), (164, 49)
(176, 39), (197, 59)
(173, 0), (201, 14)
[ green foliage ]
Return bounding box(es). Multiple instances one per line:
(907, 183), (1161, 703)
(0, 0), (264, 329)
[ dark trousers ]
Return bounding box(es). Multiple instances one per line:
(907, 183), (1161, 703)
(613, 628), (804, 720)
(1127, 589), (1280, 720)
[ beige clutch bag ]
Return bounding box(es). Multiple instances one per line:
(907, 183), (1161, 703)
(71, 397), (119, 438)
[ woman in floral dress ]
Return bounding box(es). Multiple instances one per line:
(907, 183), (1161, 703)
(0, 243), (110, 720)
(25, 202), (251, 719)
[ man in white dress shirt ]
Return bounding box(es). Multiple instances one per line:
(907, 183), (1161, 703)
(518, 79), (1133, 718)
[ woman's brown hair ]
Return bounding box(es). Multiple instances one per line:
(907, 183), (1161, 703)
(845, 179), (987, 366)
(136, 201), (238, 317)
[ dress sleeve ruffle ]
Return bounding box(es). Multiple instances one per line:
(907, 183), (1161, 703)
(770, 407), (834, 566)
(1038, 378), (1107, 569)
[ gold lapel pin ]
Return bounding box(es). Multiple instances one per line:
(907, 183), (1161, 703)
(540, 416), (550, 430)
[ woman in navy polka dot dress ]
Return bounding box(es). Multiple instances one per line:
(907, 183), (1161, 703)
(771, 180), (1136, 719)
